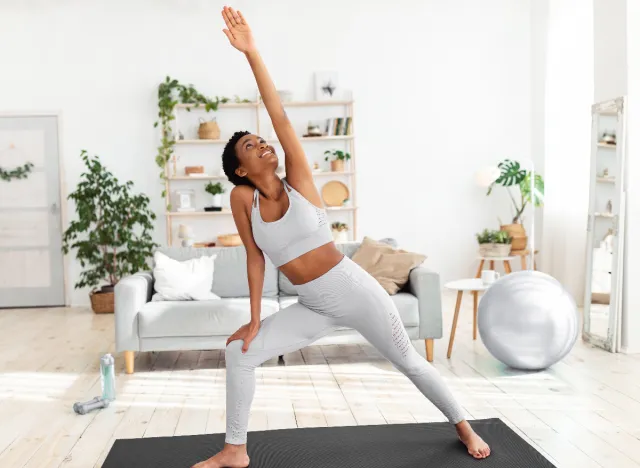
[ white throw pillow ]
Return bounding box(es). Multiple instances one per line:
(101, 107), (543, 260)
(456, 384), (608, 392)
(152, 252), (220, 301)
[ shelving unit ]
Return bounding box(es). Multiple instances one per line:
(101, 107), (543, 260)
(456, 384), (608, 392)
(164, 100), (357, 246)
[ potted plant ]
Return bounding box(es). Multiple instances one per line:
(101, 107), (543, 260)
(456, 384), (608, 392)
(324, 150), (351, 172)
(476, 229), (512, 257)
(62, 150), (158, 314)
(485, 159), (544, 251)
(204, 182), (226, 211)
(331, 222), (349, 243)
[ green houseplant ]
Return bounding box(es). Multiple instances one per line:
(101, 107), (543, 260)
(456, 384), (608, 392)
(476, 228), (512, 257)
(485, 159), (544, 251)
(324, 150), (351, 172)
(204, 181), (226, 211)
(62, 150), (158, 313)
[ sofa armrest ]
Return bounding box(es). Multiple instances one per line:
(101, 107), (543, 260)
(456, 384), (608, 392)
(115, 272), (153, 352)
(408, 266), (443, 339)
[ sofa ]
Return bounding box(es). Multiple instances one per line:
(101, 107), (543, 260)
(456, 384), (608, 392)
(115, 241), (443, 373)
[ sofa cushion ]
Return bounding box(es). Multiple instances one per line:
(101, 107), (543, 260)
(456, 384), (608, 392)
(157, 246), (278, 298)
(278, 292), (418, 328)
(138, 298), (280, 338)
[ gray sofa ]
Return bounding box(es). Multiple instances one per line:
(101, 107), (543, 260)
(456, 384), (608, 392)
(115, 241), (443, 373)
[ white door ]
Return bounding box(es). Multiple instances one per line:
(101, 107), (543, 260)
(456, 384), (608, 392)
(0, 116), (65, 308)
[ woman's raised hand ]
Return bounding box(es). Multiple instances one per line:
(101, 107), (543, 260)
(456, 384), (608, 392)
(221, 6), (256, 54)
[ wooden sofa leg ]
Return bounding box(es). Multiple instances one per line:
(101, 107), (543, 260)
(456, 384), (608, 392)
(124, 351), (135, 374)
(425, 339), (434, 362)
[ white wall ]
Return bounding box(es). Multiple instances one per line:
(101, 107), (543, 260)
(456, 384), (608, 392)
(540, 0), (593, 302)
(0, 0), (533, 306)
(594, 0), (627, 102)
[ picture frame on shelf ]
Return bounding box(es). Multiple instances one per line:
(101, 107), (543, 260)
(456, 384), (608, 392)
(314, 71), (340, 101)
(172, 189), (196, 212)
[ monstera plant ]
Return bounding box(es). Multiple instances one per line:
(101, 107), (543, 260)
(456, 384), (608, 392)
(485, 159), (544, 251)
(486, 159), (544, 224)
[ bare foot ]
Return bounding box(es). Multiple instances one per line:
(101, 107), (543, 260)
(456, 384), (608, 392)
(191, 444), (250, 468)
(455, 421), (491, 459)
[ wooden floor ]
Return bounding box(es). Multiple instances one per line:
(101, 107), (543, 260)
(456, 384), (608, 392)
(1, 292), (640, 468)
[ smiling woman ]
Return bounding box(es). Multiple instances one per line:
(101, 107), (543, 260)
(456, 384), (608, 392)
(191, 6), (490, 468)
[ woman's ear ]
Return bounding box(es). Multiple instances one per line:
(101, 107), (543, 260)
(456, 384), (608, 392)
(235, 167), (248, 178)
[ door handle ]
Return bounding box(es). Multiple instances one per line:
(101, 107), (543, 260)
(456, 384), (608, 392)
(50, 202), (58, 214)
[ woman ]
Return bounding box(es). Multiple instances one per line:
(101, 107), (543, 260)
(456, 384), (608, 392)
(194, 7), (491, 468)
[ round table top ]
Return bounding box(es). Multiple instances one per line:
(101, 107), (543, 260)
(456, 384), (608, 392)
(478, 255), (517, 261)
(444, 278), (490, 291)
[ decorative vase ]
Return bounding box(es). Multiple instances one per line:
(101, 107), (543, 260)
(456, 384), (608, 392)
(500, 223), (527, 251)
(332, 229), (348, 243)
(330, 160), (344, 172)
(479, 243), (512, 257)
(211, 194), (222, 207)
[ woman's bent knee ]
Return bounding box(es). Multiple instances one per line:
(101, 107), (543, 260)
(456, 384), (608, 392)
(225, 340), (248, 368)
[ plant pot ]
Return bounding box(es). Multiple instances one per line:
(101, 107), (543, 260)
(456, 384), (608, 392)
(479, 243), (512, 257)
(500, 223), (528, 251)
(211, 194), (222, 207)
(90, 290), (114, 314)
(330, 160), (345, 172)
(332, 229), (348, 243)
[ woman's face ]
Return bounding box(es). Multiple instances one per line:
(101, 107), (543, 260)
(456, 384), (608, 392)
(234, 134), (278, 180)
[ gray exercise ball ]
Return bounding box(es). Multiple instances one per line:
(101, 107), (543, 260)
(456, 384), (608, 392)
(477, 270), (579, 370)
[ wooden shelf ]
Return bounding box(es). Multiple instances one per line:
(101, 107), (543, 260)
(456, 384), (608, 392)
(268, 135), (354, 144)
(175, 135), (354, 145)
(279, 100), (353, 107)
(176, 102), (256, 109)
(598, 142), (616, 148)
(595, 212), (614, 218)
(174, 139), (225, 145)
(326, 206), (358, 211)
(168, 171), (354, 181)
(166, 207), (356, 217)
(166, 210), (232, 217)
(597, 177), (615, 184)
(175, 100), (353, 110)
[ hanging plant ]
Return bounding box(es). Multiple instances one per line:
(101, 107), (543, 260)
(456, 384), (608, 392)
(154, 76), (251, 199)
(0, 162), (34, 182)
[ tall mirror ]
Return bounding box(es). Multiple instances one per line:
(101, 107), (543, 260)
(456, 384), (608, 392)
(583, 97), (626, 352)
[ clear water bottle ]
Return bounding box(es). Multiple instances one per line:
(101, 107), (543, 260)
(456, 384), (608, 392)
(100, 353), (116, 402)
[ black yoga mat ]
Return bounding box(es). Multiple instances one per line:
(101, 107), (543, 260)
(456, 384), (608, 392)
(103, 418), (555, 468)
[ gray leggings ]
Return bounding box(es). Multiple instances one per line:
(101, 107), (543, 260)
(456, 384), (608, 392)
(224, 256), (466, 444)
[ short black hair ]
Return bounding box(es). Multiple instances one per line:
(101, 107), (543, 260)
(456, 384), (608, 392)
(222, 130), (253, 187)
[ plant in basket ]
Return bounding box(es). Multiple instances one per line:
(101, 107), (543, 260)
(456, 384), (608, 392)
(476, 229), (512, 257)
(62, 150), (158, 313)
(324, 150), (351, 172)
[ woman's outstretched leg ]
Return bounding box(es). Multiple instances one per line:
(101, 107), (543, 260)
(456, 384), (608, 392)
(341, 272), (491, 459)
(192, 302), (336, 468)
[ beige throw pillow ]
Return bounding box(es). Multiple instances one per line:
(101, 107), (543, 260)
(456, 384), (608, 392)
(351, 237), (427, 295)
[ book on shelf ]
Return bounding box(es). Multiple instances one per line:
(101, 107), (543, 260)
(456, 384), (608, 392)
(325, 117), (352, 136)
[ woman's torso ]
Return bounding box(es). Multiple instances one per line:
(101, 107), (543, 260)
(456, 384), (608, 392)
(250, 179), (344, 285)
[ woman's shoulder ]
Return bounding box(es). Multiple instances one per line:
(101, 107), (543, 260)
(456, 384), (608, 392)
(230, 185), (255, 210)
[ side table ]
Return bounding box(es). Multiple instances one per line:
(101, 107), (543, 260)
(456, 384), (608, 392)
(444, 278), (489, 358)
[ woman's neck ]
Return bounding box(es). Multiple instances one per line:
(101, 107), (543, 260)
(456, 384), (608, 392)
(252, 172), (284, 201)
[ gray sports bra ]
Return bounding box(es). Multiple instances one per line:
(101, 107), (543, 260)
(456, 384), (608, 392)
(251, 179), (333, 267)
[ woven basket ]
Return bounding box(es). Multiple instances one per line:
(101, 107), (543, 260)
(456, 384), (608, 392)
(90, 291), (114, 314)
(218, 233), (242, 247)
(479, 243), (512, 257)
(198, 118), (220, 140)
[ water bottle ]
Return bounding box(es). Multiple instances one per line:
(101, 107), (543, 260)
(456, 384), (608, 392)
(100, 353), (116, 402)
